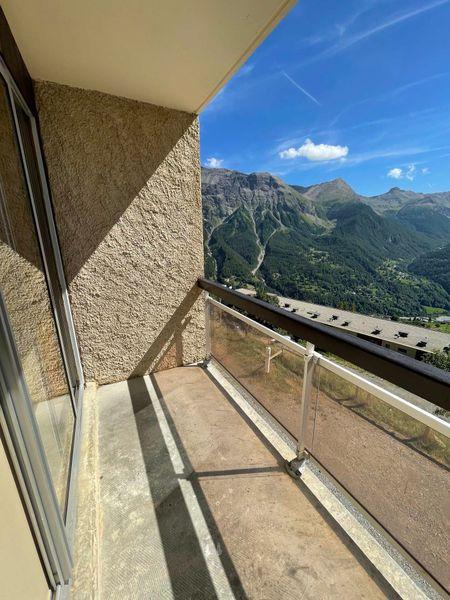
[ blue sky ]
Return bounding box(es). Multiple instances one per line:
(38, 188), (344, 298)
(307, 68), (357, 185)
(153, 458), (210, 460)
(200, 0), (450, 196)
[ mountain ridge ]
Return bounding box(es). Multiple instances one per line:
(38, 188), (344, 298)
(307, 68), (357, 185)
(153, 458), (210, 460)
(202, 167), (450, 316)
(203, 166), (450, 214)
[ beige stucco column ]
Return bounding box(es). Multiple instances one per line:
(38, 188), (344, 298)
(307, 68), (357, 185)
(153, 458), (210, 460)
(35, 81), (205, 385)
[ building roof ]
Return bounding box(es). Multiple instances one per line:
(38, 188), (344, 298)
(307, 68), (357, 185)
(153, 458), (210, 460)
(2, 0), (296, 113)
(236, 289), (450, 353)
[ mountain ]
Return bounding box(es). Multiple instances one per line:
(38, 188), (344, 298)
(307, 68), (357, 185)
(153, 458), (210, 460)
(202, 168), (450, 316)
(202, 168), (319, 234)
(360, 187), (450, 243)
(362, 187), (450, 217)
(394, 201), (450, 243)
(293, 177), (359, 203)
(202, 168), (324, 282)
(362, 187), (425, 213)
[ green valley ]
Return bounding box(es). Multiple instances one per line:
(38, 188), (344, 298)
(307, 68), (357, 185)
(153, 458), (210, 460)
(202, 167), (450, 317)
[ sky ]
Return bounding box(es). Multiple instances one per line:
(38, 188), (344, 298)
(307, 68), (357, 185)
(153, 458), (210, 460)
(199, 0), (450, 196)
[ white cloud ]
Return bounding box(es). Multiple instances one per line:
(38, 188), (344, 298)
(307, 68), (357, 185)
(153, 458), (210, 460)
(405, 164), (416, 180)
(387, 167), (403, 179)
(387, 164), (416, 181)
(205, 157), (223, 168)
(279, 147), (301, 159)
(422, 167), (430, 174)
(279, 139), (348, 161)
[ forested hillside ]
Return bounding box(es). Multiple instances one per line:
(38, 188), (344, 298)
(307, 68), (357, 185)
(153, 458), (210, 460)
(409, 243), (450, 294)
(202, 168), (450, 316)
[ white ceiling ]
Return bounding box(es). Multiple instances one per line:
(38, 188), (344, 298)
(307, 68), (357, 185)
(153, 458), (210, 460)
(2, 0), (296, 113)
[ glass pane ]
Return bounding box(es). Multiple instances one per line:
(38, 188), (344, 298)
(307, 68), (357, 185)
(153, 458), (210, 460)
(0, 76), (74, 514)
(210, 302), (304, 438)
(310, 363), (449, 589)
(13, 98), (80, 403)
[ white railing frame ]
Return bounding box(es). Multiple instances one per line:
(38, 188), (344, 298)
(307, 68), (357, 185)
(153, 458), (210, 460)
(207, 297), (450, 439)
(297, 342), (316, 458)
(204, 291), (211, 360)
(208, 297), (307, 356)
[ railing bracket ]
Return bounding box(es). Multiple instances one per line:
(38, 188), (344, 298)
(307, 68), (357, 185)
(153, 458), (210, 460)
(285, 455), (308, 479)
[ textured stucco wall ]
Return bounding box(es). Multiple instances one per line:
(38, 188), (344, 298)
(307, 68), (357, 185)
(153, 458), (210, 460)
(34, 81), (205, 385)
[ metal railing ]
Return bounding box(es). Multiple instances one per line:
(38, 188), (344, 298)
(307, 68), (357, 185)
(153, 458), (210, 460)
(200, 280), (450, 592)
(204, 293), (449, 450)
(198, 278), (450, 411)
(198, 279), (450, 589)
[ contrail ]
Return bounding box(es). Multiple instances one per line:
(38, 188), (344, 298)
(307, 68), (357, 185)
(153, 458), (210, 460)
(323, 0), (450, 60)
(300, 0), (450, 68)
(282, 71), (321, 106)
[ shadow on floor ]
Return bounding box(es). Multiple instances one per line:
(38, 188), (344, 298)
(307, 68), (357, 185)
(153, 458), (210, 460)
(127, 376), (248, 600)
(127, 369), (399, 600)
(201, 367), (401, 600)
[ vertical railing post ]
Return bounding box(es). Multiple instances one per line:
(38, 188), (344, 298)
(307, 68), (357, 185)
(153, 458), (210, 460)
(204, 292), (211, 363)
(265, 346), (272, 374)
(297, 342), (315, 459)
(286, 342), (317, 478)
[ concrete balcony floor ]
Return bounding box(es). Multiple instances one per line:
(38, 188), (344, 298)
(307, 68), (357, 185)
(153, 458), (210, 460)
(72, 365), (396, 599)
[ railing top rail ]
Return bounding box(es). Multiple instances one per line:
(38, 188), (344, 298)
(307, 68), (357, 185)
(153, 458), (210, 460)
(208, 296), (308, 357)
(315, 354), (449, 437)
(207, 295), (449, 435)
(198, 278), (450, 411)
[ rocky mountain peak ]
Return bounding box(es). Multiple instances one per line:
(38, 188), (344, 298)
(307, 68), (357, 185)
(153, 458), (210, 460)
(299, 177), (358, 202)
(247, 171), (283, 189)
(201, 167), (450, 316)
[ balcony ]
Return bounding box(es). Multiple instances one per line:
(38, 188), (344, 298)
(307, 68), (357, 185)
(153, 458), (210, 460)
(3, 2), (448, 598)
(71, 280), (449, 599)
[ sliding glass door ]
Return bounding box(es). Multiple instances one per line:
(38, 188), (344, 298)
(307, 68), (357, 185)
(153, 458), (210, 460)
(14, 95), (82, 405)
(0, 73), (76, 514)
(0, 53), (83, 591)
